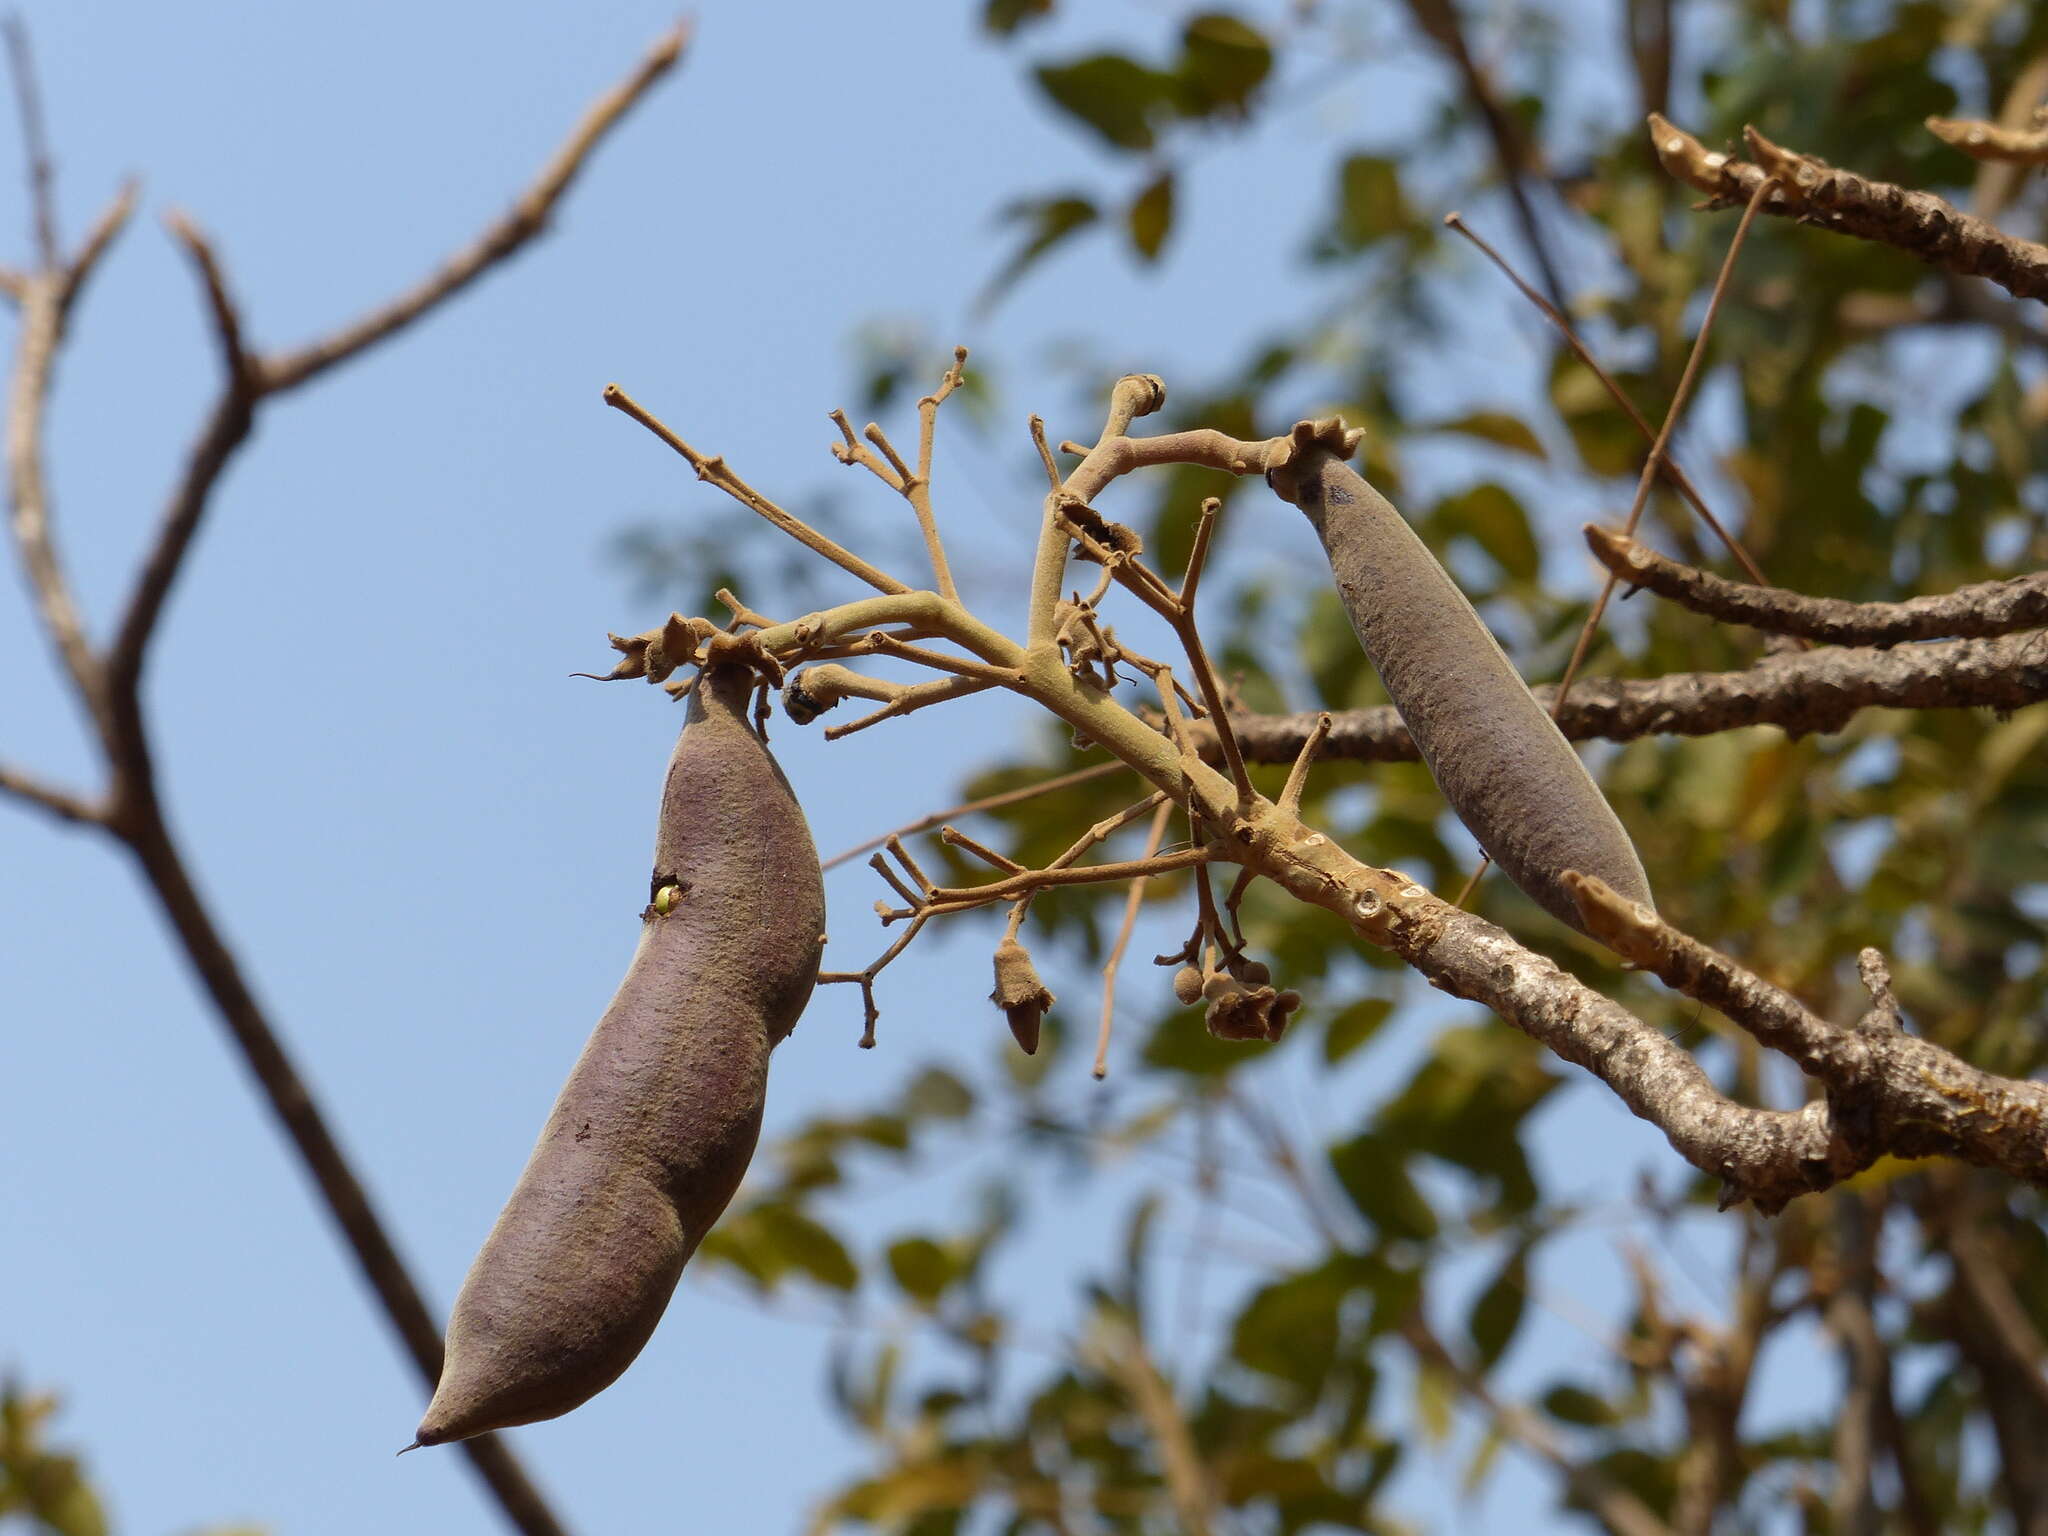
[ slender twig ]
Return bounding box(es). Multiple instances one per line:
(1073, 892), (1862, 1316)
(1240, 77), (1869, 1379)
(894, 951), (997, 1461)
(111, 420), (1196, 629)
(261, 24), (690, 393)
(821, 760), (1126, 872)
(1443, 212), (1771, 589)
(0, 761), (100, 825)
(604, 384), (912, 596)
(4, 15), (59, 270)
(1095, 800), (1174, 1079)
(1275, 711), (1330, 818)
(1088, 1315), (1218, 1536)
(1554, 170), (1776, 709)
(940, 825), (1027, 874)
(1397, 0), (1568, 316)
(923, 846), (1210, 910)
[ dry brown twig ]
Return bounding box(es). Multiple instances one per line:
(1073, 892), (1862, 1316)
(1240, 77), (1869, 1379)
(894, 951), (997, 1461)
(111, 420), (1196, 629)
(0, 25), (690, 1536)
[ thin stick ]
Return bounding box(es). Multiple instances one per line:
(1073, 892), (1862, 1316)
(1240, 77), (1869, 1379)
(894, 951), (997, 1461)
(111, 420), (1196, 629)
(822, 760), (1125, 871)
(1444, 212), (1772, 590)
(907, 346), (968, 602)
(822, 675), (996, 741)
(940, 826), (1027, 873)
(1446, 178), (1779, 913)
(1276, 711), (1331, 817)
(1554, 172), (1776, 708)
(262, 24), (690, 392)
(925, 846), (1210, 908)
(0, 761), (100, 826)
(603, 384), (912, 595)
(1178, 497), (1221, 609)
(3, 16), (59, 270)
(1095, 800), (1174, 1079)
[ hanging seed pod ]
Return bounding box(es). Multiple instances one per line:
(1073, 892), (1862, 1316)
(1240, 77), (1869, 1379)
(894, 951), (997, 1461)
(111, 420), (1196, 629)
(413, 662), (826, 1446)
(1271, 432), (1653, 935)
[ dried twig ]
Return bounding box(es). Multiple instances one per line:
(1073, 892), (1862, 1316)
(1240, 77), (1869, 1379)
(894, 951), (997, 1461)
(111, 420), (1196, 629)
(1095, 799), (1175, 1078)
(1926, 113), (2048, 166)
(821, 760), (1127, 872)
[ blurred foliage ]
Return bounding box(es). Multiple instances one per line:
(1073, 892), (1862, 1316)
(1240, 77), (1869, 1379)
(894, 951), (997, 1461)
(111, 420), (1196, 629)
(622, 0), (2048, 1530)
(0, 1385), (258, 1536)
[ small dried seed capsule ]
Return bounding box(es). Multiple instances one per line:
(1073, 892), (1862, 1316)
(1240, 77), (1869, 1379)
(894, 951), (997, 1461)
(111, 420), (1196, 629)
(414, 663), (826, 1447)
(1274, 443), (1654, 935)
(1236, 959), (1271, 987)
(990, 939), (1055, 1055)
(1172, 965), (1205, 1006)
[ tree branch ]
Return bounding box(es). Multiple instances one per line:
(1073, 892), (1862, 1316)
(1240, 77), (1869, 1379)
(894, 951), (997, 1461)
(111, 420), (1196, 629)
(1586, 526), (2048, 643)
(259, 23), (689, 395)
(1648, 115), (2048, 304)
(1213, 630), (2048, 763)
(0, 760), (101, 826)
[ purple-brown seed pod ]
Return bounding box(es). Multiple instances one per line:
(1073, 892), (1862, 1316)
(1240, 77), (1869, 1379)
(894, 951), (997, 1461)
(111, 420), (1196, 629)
(413, 663), (826, 1446)
(1274, 442), (1654, 935)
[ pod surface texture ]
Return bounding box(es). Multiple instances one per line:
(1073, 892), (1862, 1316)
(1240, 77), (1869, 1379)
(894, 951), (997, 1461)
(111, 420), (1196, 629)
(1286, 448), (1654, 933)
(416, 665), (825, 1445)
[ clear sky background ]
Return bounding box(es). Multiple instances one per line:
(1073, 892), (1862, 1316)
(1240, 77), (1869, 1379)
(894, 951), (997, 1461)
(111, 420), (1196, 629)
(0, 4), (1843, 1533)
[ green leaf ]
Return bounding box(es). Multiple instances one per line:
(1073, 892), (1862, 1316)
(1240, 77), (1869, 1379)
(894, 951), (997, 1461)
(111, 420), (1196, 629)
(1173, 14), (1272, 117)
(1466, 1243), (1530, 1370)
(1323, 996), (1393, 1064)
(1435, 482), (1541, 584)
(1321, 154), (1416, 255)
(1329, 1132), (1439, 1240)
(981, 0), (1052, 35)
(979, 195), (1098, 312)
(1230, 1258), (1357, 1392)
(1128, 170), (1175, 262)
(1542, 1383), (1618, 1425)
(1427, 410), (1547, 460)
(887, 1237), (959, 1305)
(903, 1066), (975, 1121)
(1033, 55), (1173, 151)
(1141, 1006), (1276, 1074)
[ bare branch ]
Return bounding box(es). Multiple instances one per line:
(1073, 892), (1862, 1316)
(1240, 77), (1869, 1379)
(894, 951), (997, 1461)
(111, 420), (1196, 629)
(821, 760), (1126, 872)
(6, 275), (101, 716)
(1398, 0), (1569, 316)
(3, 15), (59, 270)
(1927, 113), (2048, 165)
(1586, 525), (2048, 643)
(1444, 212), (1771, 590)
(0, 760), (101, 826)
(1214, 631), (2048, 763)
(1095, 799), (1173, 1078)
(1648, 114), (2048, 304)
(606, 384), (913, 595)
(1568, 874), (2048, 1194)
(260, 23), (691, 394)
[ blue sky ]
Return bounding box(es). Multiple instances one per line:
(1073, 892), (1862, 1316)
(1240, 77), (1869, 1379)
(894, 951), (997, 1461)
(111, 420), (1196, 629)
(0, 4), (1842, 1532)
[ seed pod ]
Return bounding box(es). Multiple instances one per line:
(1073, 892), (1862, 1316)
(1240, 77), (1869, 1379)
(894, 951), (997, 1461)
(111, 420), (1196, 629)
(1274, 441), (1653, 935)
(413, 663), (825, 1446)
(1171, 964), (1205, 1006)
(990, 939), (1055, 1055)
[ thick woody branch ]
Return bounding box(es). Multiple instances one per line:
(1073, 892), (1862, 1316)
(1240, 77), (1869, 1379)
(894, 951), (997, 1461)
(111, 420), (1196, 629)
(1587, 526), (2048, 643)
(1648, 115), (2048, 304)
(1215, 631), (2048, 763)
(1568, 875), (2048, 1193)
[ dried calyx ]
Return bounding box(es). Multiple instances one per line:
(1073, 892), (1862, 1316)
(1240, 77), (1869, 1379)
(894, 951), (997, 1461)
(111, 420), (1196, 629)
(990, 938), (1055, 1055)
